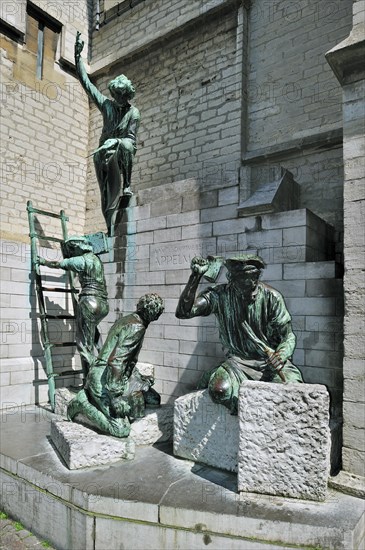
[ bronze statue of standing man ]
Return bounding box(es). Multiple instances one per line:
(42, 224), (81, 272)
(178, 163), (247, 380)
(75, 32), (140, 234)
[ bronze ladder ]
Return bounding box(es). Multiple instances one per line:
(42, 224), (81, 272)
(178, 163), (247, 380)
(27, 200), (83, 410)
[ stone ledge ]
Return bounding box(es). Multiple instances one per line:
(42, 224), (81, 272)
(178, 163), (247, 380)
(329, 470), (365, 499)
(0, 407), (364, 550)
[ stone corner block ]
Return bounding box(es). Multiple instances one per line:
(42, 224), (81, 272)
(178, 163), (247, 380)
(173, 389), (239, 472)
(328, 470), (365, 499)
(238, 382), (331, 501)
(130, 404), (174, 446)
(50, 419), (135, 470)
(54, 387), (78, 418)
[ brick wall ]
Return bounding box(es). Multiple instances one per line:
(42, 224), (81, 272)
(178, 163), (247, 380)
(0, 0), (91, 243)
(1, 0), (91, 406)
(246, 0), (353, 150)
(85, 0), (352, 237)
(91, 0), (239, 70)
(85, 4), (243, 233)
(80, 0), (350, 426)
(0, 239), (82, 409)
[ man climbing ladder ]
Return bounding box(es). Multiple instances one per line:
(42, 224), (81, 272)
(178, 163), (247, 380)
(37, 236), (109, 379)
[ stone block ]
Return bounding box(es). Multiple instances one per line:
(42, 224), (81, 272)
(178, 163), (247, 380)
(50, 420), (135, 469)
(130, 405), (174, 446)
(284, 261), (341, 280)
(237, 169), (300, 217)
(329, 470), (365, 499)
(238, 382), (331, 501)
(54, 382), (173, 447)
(173, 390), (239, 472)
(342, 446), (365, 478)
(150, 238), (216, 271)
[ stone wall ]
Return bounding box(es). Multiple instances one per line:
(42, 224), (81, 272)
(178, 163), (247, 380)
(85, 2), (244, 233)
(0, 239), (82, 409)
(342, 76), (365, 477)
(81, 0), (349, 425)
(85, 0), (353, 235)
(0, 0), (91, 406)
(1, 0), (359, 425)
(0, 0), (91, 243)
(246, 0), (352, 150)
(326, 0), (365, 481)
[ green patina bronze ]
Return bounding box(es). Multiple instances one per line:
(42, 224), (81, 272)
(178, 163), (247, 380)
(75, 31), (140, 234)
(67, 294), (164, 438)
(37, 236), (109, 379)
(176, 254), (303, 414)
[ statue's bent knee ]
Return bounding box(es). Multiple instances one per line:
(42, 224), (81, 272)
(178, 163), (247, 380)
(208, 367), (232, 405)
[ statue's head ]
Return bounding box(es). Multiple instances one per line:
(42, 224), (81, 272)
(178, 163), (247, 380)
(225, 255), (265, 295)
(108, 74), (135, 104)
(136, 293), (164, 324)
(63, 236), (93, 257)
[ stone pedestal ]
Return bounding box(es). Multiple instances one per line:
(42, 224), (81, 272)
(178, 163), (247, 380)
(51, 420), (135, 470)
(238, 382), (331, 501)
(173, 389), (239, 472)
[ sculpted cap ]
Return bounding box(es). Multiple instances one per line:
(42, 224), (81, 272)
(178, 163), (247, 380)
(64, 236), (93, 252)
(225, 254), (265, 271)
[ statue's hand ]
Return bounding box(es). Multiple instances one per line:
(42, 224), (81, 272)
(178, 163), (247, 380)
(191, 256), (210, 276)
(266, 351), (285, 372)
(37, 256), (46, 266)
(75, 31), (84, 59)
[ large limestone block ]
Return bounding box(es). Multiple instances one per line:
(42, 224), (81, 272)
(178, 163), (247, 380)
(238, 382), (331, 501)
(50, 420), (135, 470)
(173, 389), (239, 472)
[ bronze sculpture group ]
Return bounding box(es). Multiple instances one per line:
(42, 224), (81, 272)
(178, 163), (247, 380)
(38, 243), (302, 437)
(35, 32), (303, 438)
(68, 294), (164, 438)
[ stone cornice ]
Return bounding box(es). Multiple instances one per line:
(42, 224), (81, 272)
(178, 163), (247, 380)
(90, 0), (242, 76)
(326, 26), (365, 86)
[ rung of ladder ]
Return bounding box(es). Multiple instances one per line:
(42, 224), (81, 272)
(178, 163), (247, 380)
(41, 286), (79, 293)
(44, 314), (76, 320)
(27, 205), (69, 220)
(60, 369), (83, 376)
(31, 234), (64, 243)
(52, 342), (77, 347)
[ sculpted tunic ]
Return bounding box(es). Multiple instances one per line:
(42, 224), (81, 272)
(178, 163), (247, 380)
(60, 253), (109, 371)
(199, 282), (296, 363)
(86, 313), (146, 399)
(197, 282), (303, 404)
